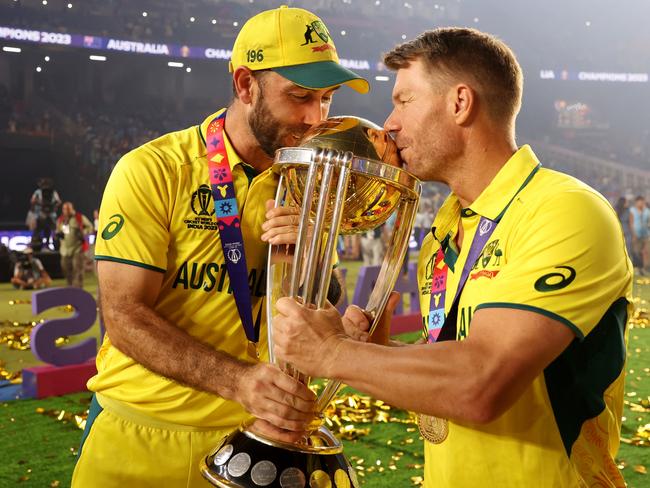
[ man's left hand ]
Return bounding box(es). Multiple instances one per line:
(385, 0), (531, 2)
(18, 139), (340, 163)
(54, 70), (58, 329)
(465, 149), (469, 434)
(261, 199), (301, 245)
(341, 292), (400, 344)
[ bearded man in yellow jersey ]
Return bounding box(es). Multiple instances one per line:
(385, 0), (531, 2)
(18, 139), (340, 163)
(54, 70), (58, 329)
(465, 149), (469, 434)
(72, 6), (369, 487)
(273, 28), (633, 487)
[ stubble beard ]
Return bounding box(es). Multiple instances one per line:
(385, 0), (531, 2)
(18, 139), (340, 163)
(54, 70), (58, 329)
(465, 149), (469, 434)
(248, 88), (309, 158)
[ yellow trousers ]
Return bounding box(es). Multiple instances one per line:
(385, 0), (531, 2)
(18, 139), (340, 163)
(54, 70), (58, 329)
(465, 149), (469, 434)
(72, 394), (232, 488)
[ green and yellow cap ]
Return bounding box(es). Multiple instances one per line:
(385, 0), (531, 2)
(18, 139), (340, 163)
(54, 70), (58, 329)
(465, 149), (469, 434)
(229, 5), (369, 94)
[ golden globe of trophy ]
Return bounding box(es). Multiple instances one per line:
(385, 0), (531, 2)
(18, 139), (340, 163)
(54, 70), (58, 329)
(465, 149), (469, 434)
(200, 117), (421, 488)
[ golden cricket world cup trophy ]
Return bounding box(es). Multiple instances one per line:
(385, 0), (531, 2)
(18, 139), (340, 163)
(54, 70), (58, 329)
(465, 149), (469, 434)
(201, 116), (421, 488)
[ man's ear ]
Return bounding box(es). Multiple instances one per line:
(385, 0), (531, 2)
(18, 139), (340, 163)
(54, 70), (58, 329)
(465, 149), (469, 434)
(451, 84), (476, 126)
(232, 66), (257, 105)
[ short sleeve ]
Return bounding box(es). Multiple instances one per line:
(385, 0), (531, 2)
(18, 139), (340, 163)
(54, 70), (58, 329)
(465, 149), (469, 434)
(94, 147), (174, 273)
(476, 190), (631, 339)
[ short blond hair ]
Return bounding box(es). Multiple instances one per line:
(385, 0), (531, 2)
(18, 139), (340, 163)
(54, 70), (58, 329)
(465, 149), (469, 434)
(384, 28), (523, 125)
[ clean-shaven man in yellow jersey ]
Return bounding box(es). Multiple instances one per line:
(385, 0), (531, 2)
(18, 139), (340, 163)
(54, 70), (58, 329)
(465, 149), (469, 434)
(72, 6), (369, 488)
(272, 28), (633, 487)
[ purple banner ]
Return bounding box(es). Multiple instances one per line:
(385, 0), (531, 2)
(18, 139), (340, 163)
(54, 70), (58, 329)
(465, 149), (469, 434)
(0, 25), (373, 70)
(0, 229), (95, 251)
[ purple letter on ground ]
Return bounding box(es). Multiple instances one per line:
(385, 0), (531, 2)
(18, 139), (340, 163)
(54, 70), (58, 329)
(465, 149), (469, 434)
(30, 288), (97, 366)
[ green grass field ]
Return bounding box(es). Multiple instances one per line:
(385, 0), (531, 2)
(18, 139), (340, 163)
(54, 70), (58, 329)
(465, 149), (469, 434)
(0, 270), (648, 487)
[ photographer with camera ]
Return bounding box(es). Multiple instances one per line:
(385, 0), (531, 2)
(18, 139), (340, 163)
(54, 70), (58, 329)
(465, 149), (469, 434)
(11, 247), (52, 290)
(56, 201), (93, 288)
(29, 177), (62, 252)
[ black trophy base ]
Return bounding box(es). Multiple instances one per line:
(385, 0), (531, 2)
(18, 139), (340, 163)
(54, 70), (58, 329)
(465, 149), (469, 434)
(200, 426), (359, 488)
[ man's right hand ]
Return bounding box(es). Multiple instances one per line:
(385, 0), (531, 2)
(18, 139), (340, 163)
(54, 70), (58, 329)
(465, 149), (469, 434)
(98, 261), (317, 435)
(233, 362), (317, 433)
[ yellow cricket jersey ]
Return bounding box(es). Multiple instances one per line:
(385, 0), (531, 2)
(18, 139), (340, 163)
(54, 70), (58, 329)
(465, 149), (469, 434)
(92, 109), (277, 428)
(418, 145), (632, 488)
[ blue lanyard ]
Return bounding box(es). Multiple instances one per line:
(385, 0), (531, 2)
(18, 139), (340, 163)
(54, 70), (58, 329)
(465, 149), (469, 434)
(205, 111), (259, 359)
(426, 216), (497, 343)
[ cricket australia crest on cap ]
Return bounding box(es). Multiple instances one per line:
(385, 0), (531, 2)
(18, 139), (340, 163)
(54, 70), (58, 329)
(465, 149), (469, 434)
(301, 19), (331, 48)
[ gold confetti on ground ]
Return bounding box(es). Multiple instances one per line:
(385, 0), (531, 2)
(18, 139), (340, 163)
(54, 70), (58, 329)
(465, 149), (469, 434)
(0, 320), (38, 351)
(0, 360), (22, 383)
(625, 398), (650, 414)
(0, 319), (69, 352)
(621, 423), (650, 448)
(35, 407), (88, 431)
(1, 298), (76, 353)
(630, 298), (648, 329)
(323, 393), (405, 440)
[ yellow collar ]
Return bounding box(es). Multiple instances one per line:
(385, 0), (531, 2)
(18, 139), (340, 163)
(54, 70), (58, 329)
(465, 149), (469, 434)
(469, 145), (540, 221)
(199, 108), (244, 172)
(432, 145), (541, 243)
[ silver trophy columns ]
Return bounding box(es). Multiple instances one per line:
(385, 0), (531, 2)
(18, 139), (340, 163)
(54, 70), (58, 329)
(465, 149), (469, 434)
(267, 117), (421, 413)
(201, 117), (421, 488)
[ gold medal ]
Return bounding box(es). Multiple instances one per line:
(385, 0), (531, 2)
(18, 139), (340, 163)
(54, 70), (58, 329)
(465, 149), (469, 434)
(417, 414), (449, 444)
(247, 341), (259, 360)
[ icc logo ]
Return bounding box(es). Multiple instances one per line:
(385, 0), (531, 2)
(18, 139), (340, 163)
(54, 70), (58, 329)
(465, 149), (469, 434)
(191, 185), (215, 216)
(227, 248), (242, 264)
(479, 220), (493, 236)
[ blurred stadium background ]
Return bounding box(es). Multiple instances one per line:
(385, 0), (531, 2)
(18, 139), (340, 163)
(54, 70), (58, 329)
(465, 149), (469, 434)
(1, 0), (649, 230)
(0, 0), (649, 486)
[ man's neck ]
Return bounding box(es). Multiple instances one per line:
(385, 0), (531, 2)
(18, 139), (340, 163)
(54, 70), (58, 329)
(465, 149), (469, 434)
(222, 103), (274, 172)
(448, 133), (518, 208)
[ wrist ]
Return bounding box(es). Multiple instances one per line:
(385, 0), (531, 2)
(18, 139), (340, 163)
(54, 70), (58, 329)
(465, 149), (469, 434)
(213, 356), (254, 401)
(324, 334), (351, 379)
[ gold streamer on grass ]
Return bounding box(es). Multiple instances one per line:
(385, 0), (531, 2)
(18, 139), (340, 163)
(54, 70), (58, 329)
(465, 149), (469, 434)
(0, 320), (41, 351)
(0, 360), (22, 383)
(17, 286), (650, 483)
(322, 393), (417, 441)
(1, 317), (71, 351)
(620, 421), (650, 448)
(0, 298), (75, 385)
(35, 407), (88, 431)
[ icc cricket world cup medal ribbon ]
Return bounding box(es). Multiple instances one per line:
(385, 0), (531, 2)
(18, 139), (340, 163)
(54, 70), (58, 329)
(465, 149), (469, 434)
(419, 247), (450, 443)
(206, 111), (259, 360)
(419, 215), (498, 443)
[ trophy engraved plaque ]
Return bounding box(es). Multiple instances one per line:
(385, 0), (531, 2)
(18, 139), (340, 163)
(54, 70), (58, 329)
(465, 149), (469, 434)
(201, 116), (421, 487)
